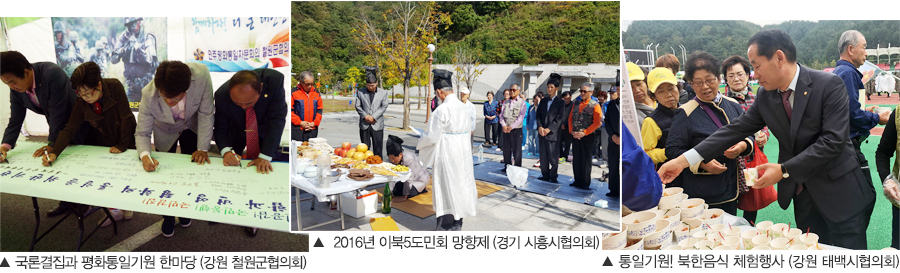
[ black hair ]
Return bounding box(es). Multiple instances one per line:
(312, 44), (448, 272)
(0, 51), (33, 78)
(229, 70), (262, 94)
(386, 135), (404, 157)
(747, 29), (797, 63)
(684, 51), (721, 83)
(154, 61), (192, 97)
(722, 55), (751, 77)
(560, 91), (572, 98)
(70, 62), (102, 90)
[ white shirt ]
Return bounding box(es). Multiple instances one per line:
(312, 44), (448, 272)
(683, 64), (799, 166)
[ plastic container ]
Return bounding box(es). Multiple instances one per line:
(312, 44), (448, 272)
(340, 191), (377, 218)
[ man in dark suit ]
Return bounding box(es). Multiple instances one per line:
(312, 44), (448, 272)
(214, 69), (287, 237)
(355, 66), (389, 158)
(536, 73), (565, 183)
(215, 69), (287, 174)
(658, 29), (875, 250)
(0, 50), (86, 217)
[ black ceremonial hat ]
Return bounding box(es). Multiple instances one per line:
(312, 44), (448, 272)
(432, 69), (453, 90)
(364, 66), (378, 84)
(548, 73), (562, 87)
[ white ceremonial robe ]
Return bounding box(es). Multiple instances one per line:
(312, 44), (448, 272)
(417, 95), (477, 220)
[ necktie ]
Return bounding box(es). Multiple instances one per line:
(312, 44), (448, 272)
(26, 90), (41, 109)
(781, 89), (804, 194)
(93, 102), (102, 114)
(781, 89), (793, 121)
(245, 107), (260, 159)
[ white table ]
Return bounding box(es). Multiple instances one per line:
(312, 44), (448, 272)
(290, 171), (411, 231)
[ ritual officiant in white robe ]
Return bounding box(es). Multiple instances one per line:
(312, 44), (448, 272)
(416, 69), (477, 231)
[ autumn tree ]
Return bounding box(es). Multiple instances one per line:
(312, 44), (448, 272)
(358, 1), (450, 130)
(452, 43), (486, 98)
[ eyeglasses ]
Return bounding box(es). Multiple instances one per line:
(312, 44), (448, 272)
(76, 87), (98, 98)
(692, 78), (719, 88)
(726, 72), (746, 80)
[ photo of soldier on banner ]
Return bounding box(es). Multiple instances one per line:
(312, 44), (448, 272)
(51, 17), (168, 110)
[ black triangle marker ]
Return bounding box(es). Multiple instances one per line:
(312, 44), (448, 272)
(313, 238), (324, 248)
(602, 257), (613, 267)
(1, 258), (10, 267)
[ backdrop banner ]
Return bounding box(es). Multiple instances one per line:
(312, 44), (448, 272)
(185, 17), (289, 73)
(0, 138), (290, 231)
(51, 17), (167, 110)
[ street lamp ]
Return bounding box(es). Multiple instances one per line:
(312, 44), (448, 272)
(426, 43), (436, 123)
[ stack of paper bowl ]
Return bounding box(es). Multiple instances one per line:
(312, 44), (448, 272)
(701, 208), (725, 226)
(659, 187), (685, 210)
(623, 211), (661, 240)
(660, 208), (681, 231)
(678, 198), (706, 220)
(602, 227), (628, 250)
(643, 219), (673, 250)
(673, 218), (703, 243)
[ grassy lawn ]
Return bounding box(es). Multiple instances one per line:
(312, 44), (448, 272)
(744, 134), (893, 249)
(322, 99), (356, 113)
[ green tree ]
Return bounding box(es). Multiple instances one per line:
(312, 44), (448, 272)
(507, 47), (529, 63)
(543, 48), (568, 63)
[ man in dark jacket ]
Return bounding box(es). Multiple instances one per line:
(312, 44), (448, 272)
(0, 51), (85, 217)
(536, 73), (565, 183)
(604, 86), (620, 197)
(659, 29), (876, 250)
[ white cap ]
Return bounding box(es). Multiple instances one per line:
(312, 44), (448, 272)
(460, 86), (470, 94)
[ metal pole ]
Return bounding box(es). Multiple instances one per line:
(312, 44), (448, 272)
(425, 52), (434, 123)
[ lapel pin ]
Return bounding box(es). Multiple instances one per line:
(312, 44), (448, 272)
(803, 92), (807, 95)
(264, 94), (268, 98)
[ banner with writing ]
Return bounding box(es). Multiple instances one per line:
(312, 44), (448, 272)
(185, 17), (290, 72)
(0, 139), (290, 231)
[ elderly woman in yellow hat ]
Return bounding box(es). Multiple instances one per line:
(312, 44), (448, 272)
(641, 67), (681, 186)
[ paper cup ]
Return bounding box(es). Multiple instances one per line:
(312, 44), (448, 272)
(678, 198), (707, 220)
(751, 234), (771, 249)
(709, 224), (727, 233)
(713, 245), (734, 250)
(789, 245), (809, 250)
(694, 240), (715, 251)
(769, 238), (790, 250)
(679, 238), (699, 249)
(756, 221), (774, 234)
(623, 238), (645, 250)
(623, 211), (660, 240)
(664, 245), (685, 250)
(692, 230), (709, 241)
(741, 230), (760, 250)
(751, 245), (772, 250)
(602, 227), (628, 250)
(644, 220), (673, 250)
(770, 223), (789, 238)
(808, 244), (827, 250)
(799, 233), (819, 247)
(744, 167), (758, 187)
(723, 226), (742, 238)
(707, 232), (727, 247)
(723, 236), (741, 250)
(783, 228), (802, 245)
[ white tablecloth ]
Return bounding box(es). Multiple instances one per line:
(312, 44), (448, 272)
(290, 171), (411, 202)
